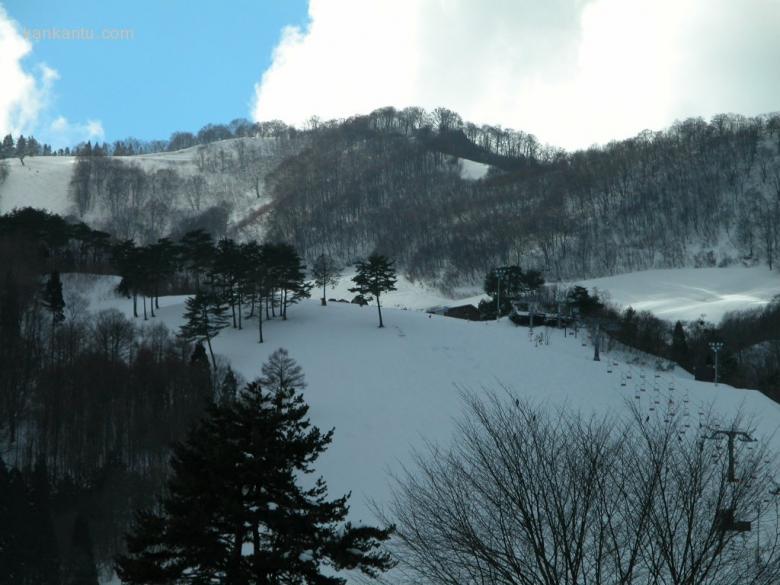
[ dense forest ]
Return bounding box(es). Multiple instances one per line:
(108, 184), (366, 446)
(264, 108), (780, 286)
(0, 207), (316, 575)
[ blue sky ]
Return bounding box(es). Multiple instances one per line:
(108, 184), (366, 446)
(3, 0), (307, 145)
(2, 1), (778, 151)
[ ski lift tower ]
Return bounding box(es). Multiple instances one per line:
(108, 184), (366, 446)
(705, 427), (757, 532)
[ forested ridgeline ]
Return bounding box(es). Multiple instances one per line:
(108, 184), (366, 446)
(8, 107), (776, 286)
(264, 109), (780, 286)
(0, 207), (316, 570)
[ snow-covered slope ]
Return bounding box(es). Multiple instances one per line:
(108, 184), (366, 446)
(70, 274), (780, 528)
(0, 156), (75, 215)
(0, 137), (289, 239)
(320, 272), (486, 311)
(575, 266), (780, 323)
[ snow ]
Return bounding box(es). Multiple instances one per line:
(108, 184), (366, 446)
(0, 156), (75, 216)
(68, 274), (780, 532)
(574, 267), (780, 323)
(321, 272), (486, 311)
(458, 158), (490, 180)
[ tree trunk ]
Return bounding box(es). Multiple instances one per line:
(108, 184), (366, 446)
(258, 306), (264, 343)
(321, 282), (327, 306)
(206, 335), (217, 370)
(377, 296), (384, 328)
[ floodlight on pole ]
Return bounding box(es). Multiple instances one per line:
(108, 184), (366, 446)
(495, 267), (508, 322)
(709, 341), (725, 385)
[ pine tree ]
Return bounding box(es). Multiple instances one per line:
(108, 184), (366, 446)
(1, 134), (14, 158)
(65, 514), (100, 585)
(179, 291), (229, 369)
(272, 243), (312, 320)
(41, 270), (66, 324)
(178, 229), (215, 291)
(113, 240), (142, 318)
(15, 135), (27, 165)
(27, 461), (61, 584)
(349, 254), (398, 328)
(671, 320), (691, 369)
(312, 253), (341, 306)
(0, 456), (11, 579)
(218, 367), (239, 406)
(42, 271), (66, 357)
(116, 352), (394, 585)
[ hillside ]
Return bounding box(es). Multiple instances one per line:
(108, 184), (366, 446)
(0, 136), (297, 242)
(2, 108), (780, 288)
(264, 111), (780, 286)
(69, 274), (780, 526)
(575, 266), (780, 323)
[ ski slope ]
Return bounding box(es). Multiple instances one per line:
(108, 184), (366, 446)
(0, 156), (75, 216)
(0, 138), (283, 237)
(575, 267), (780, 323)
(68, 274), (780, 530)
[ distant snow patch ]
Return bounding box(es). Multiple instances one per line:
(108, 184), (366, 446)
(575, 267), (780, 323)
(459, 158), (489, 180)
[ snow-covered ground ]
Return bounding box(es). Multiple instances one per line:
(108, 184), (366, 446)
(321, 272), (486, 311)
(0, 156), (75, 215)
(68, 274), (780, 530)
(459, 158), (490, 180)
(575, 267), (780, 323)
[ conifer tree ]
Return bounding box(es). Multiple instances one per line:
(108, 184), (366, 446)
(349, 254), (398, 327)
(66, 514), (100, 585)
(1, 134), (14, 158)
(27, 461), (61, 584)
(178, 229), (214, 291)
(273, 243), (312, 320)
(113, 240), (142, 318)
(116, 351), (394, 585)
(179, 291), (229, 369)
(42, 270), (66, 354)
(312, 253), (341, 306)
(218, 367), (239, 406)
(41, 270), (66, 324)
(15, 135), (27, 165)
(671, 320), (691, 369)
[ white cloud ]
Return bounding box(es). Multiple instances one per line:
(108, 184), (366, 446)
(0, 4), (104, 147)
(252, 0), (780, 150)
(0, 3), (53, 135)
(48, 116), (104, 147)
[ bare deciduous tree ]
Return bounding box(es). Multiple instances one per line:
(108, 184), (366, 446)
(382, 390), (780, 585)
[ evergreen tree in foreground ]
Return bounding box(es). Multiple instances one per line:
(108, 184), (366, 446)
(116, 349), (394, 585)
(349, 254), (397, 328)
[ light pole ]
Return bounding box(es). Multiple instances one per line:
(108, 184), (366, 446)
(709, 341), (724, 385)
(495, 267), (508, 321)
